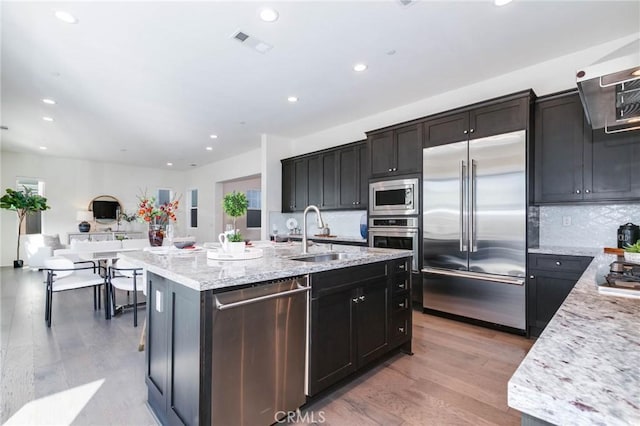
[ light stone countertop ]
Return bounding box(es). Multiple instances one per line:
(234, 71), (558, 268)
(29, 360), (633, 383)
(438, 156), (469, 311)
(528, 245), (602, 257)
(508, 252), (640, 425)
(120, 241), (410, 293)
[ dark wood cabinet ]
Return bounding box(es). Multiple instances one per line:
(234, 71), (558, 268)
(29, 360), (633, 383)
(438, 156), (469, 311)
(146, 273), (204, 426)
(281, 158), (308, 212)
(533, 90), (640, 204)
(368, 123), (421, 177)
(337, 141), (368, 208)
(283, 141), (367, 212)
(527, 254), (592, 337)
(308, 152), (337, 209)
(308, 258), (411, 396)
(424, 95), (531, 148)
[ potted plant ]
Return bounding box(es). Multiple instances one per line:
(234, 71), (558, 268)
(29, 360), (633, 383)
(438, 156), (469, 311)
(623, 240), (640, 263)
(0, 187), (51, 267)
(222, 191), (248, 251)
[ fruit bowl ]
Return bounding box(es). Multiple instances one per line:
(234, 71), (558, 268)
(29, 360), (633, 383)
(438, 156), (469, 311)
(173, 237), (196, 249)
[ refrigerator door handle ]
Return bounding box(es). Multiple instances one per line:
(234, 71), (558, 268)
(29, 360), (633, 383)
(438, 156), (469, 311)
(470, 159), (477, 253)
(459, 160), (467, 252)
(422, 267), (525, 286)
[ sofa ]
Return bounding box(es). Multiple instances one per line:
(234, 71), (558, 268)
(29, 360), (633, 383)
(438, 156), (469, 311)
(23, 234), (66, 270)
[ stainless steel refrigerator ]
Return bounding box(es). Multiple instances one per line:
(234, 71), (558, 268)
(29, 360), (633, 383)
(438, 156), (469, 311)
(422, 130), (527, 331)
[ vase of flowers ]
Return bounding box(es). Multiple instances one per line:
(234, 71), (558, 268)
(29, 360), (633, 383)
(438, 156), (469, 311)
(137, 192), (180, 247)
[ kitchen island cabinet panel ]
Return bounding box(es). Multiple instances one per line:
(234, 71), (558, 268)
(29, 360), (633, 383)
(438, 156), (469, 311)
(527, 253), (592, 337)
(355, 279), (389, 365)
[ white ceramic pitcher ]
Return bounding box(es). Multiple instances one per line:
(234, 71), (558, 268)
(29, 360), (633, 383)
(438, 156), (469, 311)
(218, 232), (245, 254)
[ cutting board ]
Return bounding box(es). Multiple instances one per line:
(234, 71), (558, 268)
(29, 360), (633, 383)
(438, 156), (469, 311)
(604, 247), (624, 255)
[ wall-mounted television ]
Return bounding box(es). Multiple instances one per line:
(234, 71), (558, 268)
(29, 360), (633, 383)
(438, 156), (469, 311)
(92, 200), (119, 220)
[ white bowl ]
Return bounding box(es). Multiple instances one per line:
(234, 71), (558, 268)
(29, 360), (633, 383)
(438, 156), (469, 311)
(624, 251), (640, 263)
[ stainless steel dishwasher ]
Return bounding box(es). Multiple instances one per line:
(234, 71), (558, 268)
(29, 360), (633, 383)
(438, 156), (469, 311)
(211, 276), (309, 426)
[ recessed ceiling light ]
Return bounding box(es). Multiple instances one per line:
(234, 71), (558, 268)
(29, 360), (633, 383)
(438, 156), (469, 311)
(54, 11), (78, 24)
(287, 96), (298, 103)
(206, 146), (213, 151)
(259, 8), (279, 22)
(39, 146), (47, 150)
(209, 134), (218, 139)
(42, 98), (56, 105)
(42, 116), (54, 122)
(353, 63), (368, 72)
(494, 0), (513, 6)
(166, 162), (173, 166)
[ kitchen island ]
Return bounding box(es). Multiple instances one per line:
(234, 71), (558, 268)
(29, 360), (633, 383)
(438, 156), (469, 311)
(121, 242), (412, 426)
(508, 251), (640, 425)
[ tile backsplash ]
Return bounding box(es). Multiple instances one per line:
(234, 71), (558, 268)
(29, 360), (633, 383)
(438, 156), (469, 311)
(539, 203), (640, 248)
(270, 210), (367, 239)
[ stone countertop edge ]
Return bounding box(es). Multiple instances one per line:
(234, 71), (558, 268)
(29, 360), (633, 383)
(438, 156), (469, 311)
(119, 245), (411, 293)
(508, 252), (640, 425)
(528, 246), (602, 257)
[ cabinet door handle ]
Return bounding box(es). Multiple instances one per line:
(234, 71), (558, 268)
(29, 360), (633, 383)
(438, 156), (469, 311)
(530, 275), (535, 279)
(585, 189), (590, 193)
(576, 189), (581, 194)
(556, 261), (561, 266)
(469, 128), (474, 133)
(463, 130), (468, 134)
(398, 264), (405, 270)
(388, 168), (393, 172)
(398, 283), (406, 289)
(398, 302), (406, 309)
(359, 295), (365, 301)
(352, 297), (359, 303)
(398, 327), (405, 333)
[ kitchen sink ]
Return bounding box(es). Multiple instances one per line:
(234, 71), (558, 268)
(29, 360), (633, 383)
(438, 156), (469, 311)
(289, 252), (359, 262)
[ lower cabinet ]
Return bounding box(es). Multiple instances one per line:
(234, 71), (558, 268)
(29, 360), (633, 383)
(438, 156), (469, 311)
(527, 254), (592, 337)
(308, 257), (412, 396)
(146, 273), (203, 426)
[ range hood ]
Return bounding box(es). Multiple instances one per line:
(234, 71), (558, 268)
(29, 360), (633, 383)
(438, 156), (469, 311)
(576, 38), (640, 134)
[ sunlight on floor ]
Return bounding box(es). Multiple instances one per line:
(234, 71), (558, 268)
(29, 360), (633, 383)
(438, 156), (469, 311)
(4, 379), (104, 425)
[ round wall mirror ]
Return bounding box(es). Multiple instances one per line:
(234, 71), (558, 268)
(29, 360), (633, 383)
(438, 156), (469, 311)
(88, 195), (122, 225)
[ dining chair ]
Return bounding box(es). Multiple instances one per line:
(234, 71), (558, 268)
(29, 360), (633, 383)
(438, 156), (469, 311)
(42, 257), (107, 327)
(108, 257), (146, 327)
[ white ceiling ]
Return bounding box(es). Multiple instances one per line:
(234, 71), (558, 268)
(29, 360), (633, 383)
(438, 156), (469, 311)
(1, 1), (639, 170)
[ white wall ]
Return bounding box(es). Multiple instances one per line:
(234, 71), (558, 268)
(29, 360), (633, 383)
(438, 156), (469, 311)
(0, 151), (183, 266)
(261, 134), (293, 239)
(181, 147), (262, 244)
(289, 33), (639, 156)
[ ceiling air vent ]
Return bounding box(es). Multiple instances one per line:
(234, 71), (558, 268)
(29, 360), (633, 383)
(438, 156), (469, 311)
(396, 0), (416, 7)
(230, 29), (273, 54)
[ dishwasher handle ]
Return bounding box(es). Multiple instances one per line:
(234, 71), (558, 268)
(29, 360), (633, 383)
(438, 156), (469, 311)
(215, 283), (310, 311)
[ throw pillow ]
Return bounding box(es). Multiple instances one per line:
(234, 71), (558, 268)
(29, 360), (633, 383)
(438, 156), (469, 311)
(43, 234), (64, 251)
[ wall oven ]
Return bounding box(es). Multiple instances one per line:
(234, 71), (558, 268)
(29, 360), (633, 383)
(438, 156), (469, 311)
(369, 178), (419, 216)
(368, 217), (419, 272)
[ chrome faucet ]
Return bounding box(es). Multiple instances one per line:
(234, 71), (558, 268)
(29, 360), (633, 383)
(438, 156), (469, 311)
(302, 205), (325, 254)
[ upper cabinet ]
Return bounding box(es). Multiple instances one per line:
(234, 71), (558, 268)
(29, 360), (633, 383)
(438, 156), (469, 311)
(423, 95), (532, 148)
(368, 123), (422, 177)
(337, 142), (368, 208)
(282, 158), (308, 212)
(533, 91), (640, 204)
(282, 141), (367, 212)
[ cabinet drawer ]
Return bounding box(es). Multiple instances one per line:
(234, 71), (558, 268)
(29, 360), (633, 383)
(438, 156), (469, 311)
(392, 295), (410, 313)
(390, 316), (410, 341)
(312, 262), (387, 297)
(392, 259), (410, 274)
(392, 276), (409, 294)
(528, 254), (592, 275)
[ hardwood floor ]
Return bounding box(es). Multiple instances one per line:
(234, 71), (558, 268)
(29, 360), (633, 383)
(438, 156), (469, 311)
(1, 267), (532, 425)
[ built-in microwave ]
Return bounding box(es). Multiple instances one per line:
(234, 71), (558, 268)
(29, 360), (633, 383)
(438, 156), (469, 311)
(369, 178), (419, 216)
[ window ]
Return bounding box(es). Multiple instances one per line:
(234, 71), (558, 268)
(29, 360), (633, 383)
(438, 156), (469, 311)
(157, 189), (172, 206)
(189, 189), (198, 228)
(17, 178), (44, 234)
(246, 189), (261, 228)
